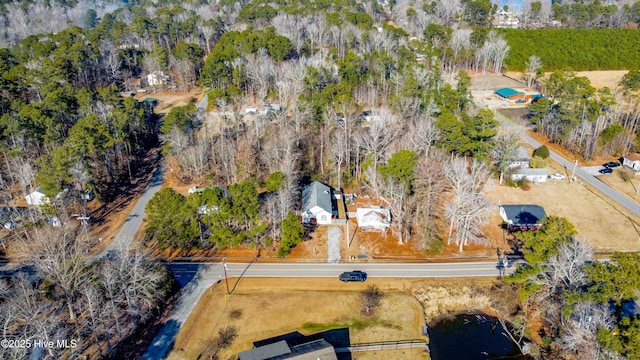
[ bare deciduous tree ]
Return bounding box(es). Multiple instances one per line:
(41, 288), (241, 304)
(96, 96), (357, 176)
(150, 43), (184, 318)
(360, 285), (384, 314)
(491, 125), (523, 184)
(444, 158), (493, 252)
(20, 224), (89, 322)
(525, 55), (543, 88)
(413, 157), (447, 250)
(555, 301), (611, 360)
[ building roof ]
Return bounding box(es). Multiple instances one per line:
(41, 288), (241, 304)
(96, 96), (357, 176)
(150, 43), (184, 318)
(356, 207), (391, 229)
(625, 153), (640, 162)
(501, 205), (546, 225)
(239, 340), (291, 360)
(277, 339), (337, 360)
(495, 88), (523, 98)
(512, 168), (547, 175)
(301, 181), (332, 214)
(514, 146), (529, 161)
(239, 339), (337, 360)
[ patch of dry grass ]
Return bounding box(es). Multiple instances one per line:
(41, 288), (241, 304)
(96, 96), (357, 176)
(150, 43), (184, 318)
(414, 286), (492, 320)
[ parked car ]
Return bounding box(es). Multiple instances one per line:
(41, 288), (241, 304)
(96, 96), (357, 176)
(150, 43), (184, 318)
(339, 270), (367, 282)
(599, 167), (613, 174)
(603, 161), (620, 168)
(548, 173), (566, 180)
(3, 221), (15, 229)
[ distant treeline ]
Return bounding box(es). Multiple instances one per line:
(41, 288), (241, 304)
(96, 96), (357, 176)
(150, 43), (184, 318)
(500, 29), (640, 72)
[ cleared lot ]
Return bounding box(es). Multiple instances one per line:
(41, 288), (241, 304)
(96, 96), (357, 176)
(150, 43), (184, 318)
(166, 278), (426, 360)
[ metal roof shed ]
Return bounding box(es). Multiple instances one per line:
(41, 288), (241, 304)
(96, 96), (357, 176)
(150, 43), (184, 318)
(495, 88), (523, 99)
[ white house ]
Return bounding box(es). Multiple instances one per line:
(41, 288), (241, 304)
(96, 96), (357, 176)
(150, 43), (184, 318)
(25, 187), (50, 206)
(146, 71), (170, 87)
(510, 168), (548, 183)
(356, 207), (391, 231)
(301, 181), (333, 225)
(623, 153), (640, 172)
(509, 146), (530, 169)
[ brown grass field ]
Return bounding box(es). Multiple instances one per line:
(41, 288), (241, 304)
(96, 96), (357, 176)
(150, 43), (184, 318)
(164, 278), (487, 360)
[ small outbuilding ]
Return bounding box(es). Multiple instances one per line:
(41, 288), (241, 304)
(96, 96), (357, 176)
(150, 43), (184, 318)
(356, 207), (391, 231)
(499, 204), (546, 231)
(510, 168), (547, 183)
(301, 181), (333, 225)
(495, 88), (524, 100)
(623, 153), (640, 172)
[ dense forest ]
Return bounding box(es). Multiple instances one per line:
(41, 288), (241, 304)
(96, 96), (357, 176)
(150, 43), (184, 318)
(0, 0), (640, 358)
(501, 28), (640, 71)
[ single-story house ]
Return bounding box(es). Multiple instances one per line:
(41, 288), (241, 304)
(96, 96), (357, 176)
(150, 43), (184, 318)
(356, 207), (391, 231)
(622, 153), (640, 172)
(509, 146), (530, 169)
(495, 88), (524, 100)
(239, 338), (337, 360)
(510, 168), (547, 183)
(301, 181), (333, 225)
(499, 204), (546, 231)
(25, 187), (50, 206)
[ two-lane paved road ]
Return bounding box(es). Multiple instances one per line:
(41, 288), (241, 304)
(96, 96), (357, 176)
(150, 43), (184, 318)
(495, 111), (640, 218)
(94, 161), (165, 259)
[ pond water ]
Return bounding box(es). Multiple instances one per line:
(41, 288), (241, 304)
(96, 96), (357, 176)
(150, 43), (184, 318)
(428, 313), (529, 360)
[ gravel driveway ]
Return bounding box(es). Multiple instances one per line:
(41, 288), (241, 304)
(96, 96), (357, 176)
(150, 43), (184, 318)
(327, 227), (342, 263)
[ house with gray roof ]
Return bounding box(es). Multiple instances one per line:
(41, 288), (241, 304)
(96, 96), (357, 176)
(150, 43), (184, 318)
(301, 181), (333, 225)
(499, 204), (546, 231)
(239, 339), (337, 360)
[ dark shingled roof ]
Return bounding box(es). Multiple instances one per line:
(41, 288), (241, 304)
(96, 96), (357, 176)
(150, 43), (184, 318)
(501, 205), (546, 226)
(239, 339), (337, 360)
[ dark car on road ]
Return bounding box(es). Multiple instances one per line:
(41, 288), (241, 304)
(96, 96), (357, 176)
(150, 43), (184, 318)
(339, 270), (367, 282)
(603, 161), (620, 168)
(599, 167), (613, 174)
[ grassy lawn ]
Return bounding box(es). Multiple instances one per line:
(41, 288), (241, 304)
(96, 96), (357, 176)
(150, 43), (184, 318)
(487, 175), (640, 253)
(166, 278), (426, 360)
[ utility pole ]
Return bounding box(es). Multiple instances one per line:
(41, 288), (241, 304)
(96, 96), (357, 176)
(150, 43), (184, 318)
(222, 257), (230, 294)
(570, 159), (578, 182)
